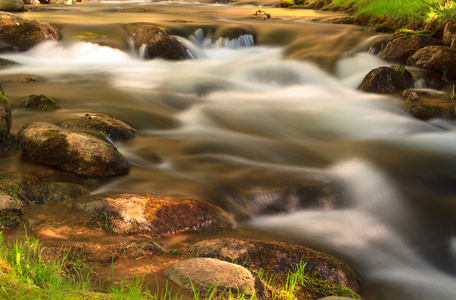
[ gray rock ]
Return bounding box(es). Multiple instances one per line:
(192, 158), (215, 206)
(165, 257), (262, 297)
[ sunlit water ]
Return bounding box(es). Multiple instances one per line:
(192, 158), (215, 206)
(1, 1), (456, 299)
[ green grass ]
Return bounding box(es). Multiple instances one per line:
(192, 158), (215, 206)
(311, 0), (456, 22)
(0, 231), (182, 300)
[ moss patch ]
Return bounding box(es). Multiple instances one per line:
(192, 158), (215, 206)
(24, 94), (62, 111)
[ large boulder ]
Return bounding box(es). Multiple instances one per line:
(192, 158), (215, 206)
(0, 0), (24, 11)
(75, 193), (234, 237)
(358, 65), (413, 94)
(166, 258), (264, 298)
(17, 122), (130, 176)
(189, 238), (361, 293)
(381, 35), (442, 64)
(127, 25), (188, 60)
(59, 113), (136, 141)
(0, 92), (11, 139)
(407, 46), (456, 80)
(0, 12), (59, 53)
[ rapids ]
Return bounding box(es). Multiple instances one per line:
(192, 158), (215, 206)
(1, 1), (456, 299)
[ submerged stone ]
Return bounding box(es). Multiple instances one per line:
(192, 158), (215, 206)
(0, 12), (59, 52)
(75, 193), (234, 237)
(59, 113), (136, 141)
(0, 193), (22, 227)
(17, 122), (130, 176)
(0, 172), (52, 205)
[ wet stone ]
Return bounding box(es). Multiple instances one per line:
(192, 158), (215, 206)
(75, 193), (234, 238)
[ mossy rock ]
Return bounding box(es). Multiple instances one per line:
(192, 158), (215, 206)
(0, 0), (24, 12)
(358, 66), (413, 94)
(127, 25), (188, 60)
(0, 12), (59, 52)
(404, 98), (441, 120)
(0, 74), (44, 84)
(189, 238), (361, 294)
(75, 193), (234, 237)
(17, 122), (130, 177)
(0, 172), (52, 205)
(24, 94), (62, 111)
(0, 91), (11, 139)
(0, 193), (22, 227)
(59, 113), (136, 141)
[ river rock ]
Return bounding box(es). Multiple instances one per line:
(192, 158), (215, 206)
(47, 182), (91, 202)
(17, 122), (130, 177)
(407, 46), (456, 80)
(0, 12), (60, 53)
(165, 257), (264, 298)
(0, 193), (22, 227)
(0, 0), (24, 11)
(443, 21), (456, 47)
(189, 238), (361, 293)
(381, 35), (442, 64)
(358, 65), (413, 94)
(127, 25), (188, 60)
(0, 91), (11, 139)
(24, 94), (62, 111)
(59, 113), (136, 141)
(75, 193), (234, 237)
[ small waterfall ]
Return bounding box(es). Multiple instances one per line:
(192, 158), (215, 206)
(189, 28), (255, 49)
(138, 43), (148, 60)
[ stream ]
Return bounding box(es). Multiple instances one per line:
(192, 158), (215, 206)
(1, 0), (456, 299)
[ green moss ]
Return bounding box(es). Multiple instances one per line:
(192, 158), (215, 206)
(0, 210), (22, 227)
(24, 94), (62, 111)
(302, 272), (363, 299)
(405, 97), (438, 120)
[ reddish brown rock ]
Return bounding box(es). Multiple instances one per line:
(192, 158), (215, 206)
(75, 193), (234, 237)
(407, 46), (456, 80)
(17, 122), (130, 177)
(381, 35), (442, 64)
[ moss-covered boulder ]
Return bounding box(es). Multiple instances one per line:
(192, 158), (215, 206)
(17, 122), (130, 177)
(0, 12), (59, 53)
(381, 35), (442, 64)
(24, 94), (62, 111)
(407, 46), (456, 80)
(127, 25), (188, 60)
(0, 92), (11, 139)
(189, 239), (361, 294)
(59, 113), (136, 141)
(0, 193), (22, 227)
(75, 193), (234, 237)
(358, 65), (413, 94)
(0, 0), (24, 11)
(166, 258), (264, 298)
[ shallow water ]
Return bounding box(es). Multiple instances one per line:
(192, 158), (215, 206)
(2, 1), (456, 299)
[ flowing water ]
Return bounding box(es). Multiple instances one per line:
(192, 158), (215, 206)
(1, 1), (456, 299)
